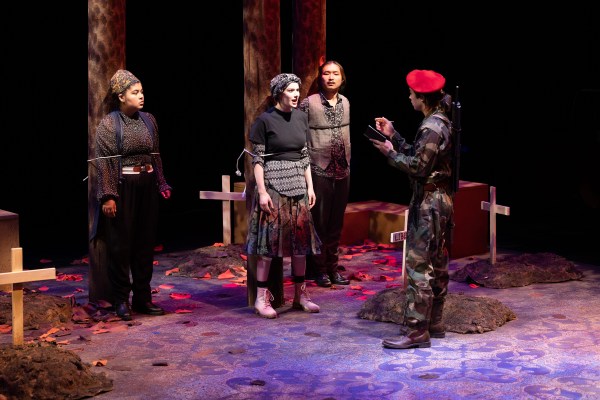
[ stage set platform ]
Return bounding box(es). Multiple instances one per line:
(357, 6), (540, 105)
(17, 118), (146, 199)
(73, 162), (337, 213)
(2, 224), (600, 399)
(1, 181), (599, 399)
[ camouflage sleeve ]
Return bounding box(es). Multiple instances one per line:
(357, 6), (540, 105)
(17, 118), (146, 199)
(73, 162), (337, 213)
(386, 128), (442, 179)
(390, 131), (413, 155)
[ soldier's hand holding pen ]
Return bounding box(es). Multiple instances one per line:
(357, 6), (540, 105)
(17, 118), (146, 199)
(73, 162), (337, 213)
(374, 117), (395, 138)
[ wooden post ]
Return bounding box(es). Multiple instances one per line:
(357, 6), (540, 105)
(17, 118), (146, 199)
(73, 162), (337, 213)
(390, 209), (409, 288)
(199, 175), (284, 307)
(88, 0), (126, 304)
(481, 186), (511, 264)
(199, 175), (245, 246)
(0, 248), (56, 345)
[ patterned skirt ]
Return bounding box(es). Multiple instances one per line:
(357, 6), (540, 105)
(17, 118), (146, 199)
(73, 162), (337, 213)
(244, 186), (322, 258)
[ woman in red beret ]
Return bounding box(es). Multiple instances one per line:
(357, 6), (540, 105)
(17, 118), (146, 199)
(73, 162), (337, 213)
(369, 69), (454, 349)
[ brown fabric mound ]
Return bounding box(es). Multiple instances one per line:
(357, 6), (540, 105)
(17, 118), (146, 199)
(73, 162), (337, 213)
(170, 244), (247, 279)
(357, 289), (516, 334)
(451, 252), (583, 288)
(0, 343), (113, 400)
(0, 292), (72, 330)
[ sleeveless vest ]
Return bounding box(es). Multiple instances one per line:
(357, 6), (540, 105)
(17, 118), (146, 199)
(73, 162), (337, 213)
(305, 94), (351, 171)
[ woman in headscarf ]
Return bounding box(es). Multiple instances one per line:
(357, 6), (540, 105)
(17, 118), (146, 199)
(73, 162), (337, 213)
(244, 73), (322, 319)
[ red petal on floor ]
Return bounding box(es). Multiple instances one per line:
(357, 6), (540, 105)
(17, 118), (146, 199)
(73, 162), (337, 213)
(175, 309), (193, 313)
(213, 242), (225, 247)
(170, 292), (192, 300)
(159, 284), (174, 289)
(0, 325), (12, 334)
(222, 283), (240, 288)
(154, 244), (164, 252)
(350, 285), (363, 290)
(165, 267), (180, 276)
(153, 260), (159, 266)
(240, 254), (248, 260)
(56, 273), (84, 282)
(217, 270), (235, 279)
(40, 327), (60, 338)
(362, 290), (377, 295)
(469, 283), (479, 288)
(38, 286), (49, 291)
(341, 255), (353, 260)
(379, 275), (394, 281)
(356, 296), (368, 301)
(92, 359), (108, 366)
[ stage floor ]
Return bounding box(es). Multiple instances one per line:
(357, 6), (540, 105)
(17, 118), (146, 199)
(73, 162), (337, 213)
(2, 244), (600, 400)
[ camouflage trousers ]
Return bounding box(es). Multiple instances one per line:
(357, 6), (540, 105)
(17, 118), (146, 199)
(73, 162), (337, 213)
(404, 190), (453, 324)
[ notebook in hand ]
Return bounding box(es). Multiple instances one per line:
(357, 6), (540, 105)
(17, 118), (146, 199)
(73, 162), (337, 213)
(363, 125), (387, 142)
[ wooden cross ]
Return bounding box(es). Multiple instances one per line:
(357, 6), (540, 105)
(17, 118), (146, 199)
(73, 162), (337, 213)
(0, 248), (56, 345)
(390, 209), (409, 288)
(199, 175), (246, 245)
(481, 186), (510, 264)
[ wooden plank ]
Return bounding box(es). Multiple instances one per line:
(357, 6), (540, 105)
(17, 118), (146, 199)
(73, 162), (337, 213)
(481, 186), (511, 264)
(199, 191), (245, 201)
(4, 248), (57, 345)
(11, 248), (24, 345)
(0, 268), (57, 285)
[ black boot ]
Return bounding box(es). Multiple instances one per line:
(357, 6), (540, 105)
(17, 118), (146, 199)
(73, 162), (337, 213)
(115, 302), (132, 321)
(382, 318), (431, 349)
(429, 299), (445, 338)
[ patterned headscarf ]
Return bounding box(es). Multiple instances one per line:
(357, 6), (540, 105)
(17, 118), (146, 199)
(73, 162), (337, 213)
(110, 69), (140, 95)
(269, 73), (301, 99)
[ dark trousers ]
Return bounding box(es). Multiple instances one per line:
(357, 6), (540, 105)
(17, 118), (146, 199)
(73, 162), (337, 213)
(101, 172), (159, 305)
(307, 174), (350, 275)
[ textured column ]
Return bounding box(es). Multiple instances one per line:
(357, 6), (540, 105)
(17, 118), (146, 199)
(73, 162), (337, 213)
(293, 0), (326, 99)
(243, 0), (283, 307)
(87, 0), (126, 304)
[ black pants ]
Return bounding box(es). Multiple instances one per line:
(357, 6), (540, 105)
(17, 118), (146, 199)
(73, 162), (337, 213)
(307, 174), (350, 275)
(101, 172), (159, 305)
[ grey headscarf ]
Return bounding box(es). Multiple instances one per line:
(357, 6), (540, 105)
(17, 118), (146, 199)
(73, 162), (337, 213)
(269, 73), (301, 99)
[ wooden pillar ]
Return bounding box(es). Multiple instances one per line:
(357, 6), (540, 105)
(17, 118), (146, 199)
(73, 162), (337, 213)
(243, 0), (283, 308)
(292, 0), (326, 98)
(87, 0), (126, 304)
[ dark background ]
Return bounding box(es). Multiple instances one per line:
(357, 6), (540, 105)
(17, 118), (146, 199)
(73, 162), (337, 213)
(2, 2), (599, 267)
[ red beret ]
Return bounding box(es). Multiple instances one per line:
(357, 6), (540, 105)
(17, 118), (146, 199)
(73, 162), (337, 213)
(406, 69), (445, 93)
